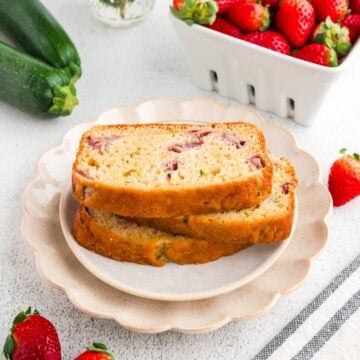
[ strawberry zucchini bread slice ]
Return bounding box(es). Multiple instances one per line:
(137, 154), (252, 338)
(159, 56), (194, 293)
(73, 206), (250, 266)
(133, 156), (297, 244)
(72, 122), (273, 218)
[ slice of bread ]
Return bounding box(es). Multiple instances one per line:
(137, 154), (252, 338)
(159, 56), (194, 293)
(73, 206), (250, 266)
(72, 122), (273, 218)
(133, 156), (297, 245)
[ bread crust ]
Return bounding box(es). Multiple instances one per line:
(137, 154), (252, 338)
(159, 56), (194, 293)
(73, 206), (250, 266)
(133, 158), (297, 244)
(72, 123), (273, 218)
(134, 208), (294, 245)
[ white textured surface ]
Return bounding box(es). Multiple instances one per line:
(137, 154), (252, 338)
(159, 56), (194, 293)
(0, 0), (359, 359)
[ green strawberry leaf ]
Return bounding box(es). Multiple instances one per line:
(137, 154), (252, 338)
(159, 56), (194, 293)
(185, 0), (196, 6)
(325, 16), (333, 28)
(337, 41), (352, 56)
(260, 5), (271, 31)
(13, 311), (27, 325)
(86, 343), (114, 359)
(3, 334), (15, 360)
(93, 342), (108, 350)
(339, 148), (360, 160)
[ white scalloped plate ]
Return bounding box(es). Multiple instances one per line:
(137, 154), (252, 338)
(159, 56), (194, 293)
(21, 98), (332, 333)
(59, 171), (293, 302)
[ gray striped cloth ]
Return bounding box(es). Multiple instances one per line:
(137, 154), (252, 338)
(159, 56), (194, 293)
(254, 254), (360, 360)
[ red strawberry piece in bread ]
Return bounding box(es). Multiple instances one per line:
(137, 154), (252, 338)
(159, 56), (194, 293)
(293, 43), (338, 66)
(228, 2), (270, 33)
(312, 17), (351, 57)
(276, 0), (315, 48)
(329, 149), (360, 206)
(349, 0), (360, 13)
(342, 14), (360, 44)
(75, 343), (114, 360)
(312, 0), (348, 22)
(216, 0), (241, 15)
(242, 31), (291, 54)
(3, 307), (61, 360)
(207, 17), (242, 38)
(171, 0), (218, 25)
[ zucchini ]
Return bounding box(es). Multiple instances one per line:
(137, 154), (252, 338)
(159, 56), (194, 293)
(0, 0), (81, 83)
(0, 41), (78, 116)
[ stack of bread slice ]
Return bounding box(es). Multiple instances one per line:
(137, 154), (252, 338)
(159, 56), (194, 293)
(72, 122), (297, 266)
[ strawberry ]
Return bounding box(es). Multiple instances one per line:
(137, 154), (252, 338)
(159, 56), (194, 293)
(312, 17), (351, 57)
(312, 0), (348, 22)
(328, 149), (360, 206)
(342, 14), (360, 44)
(275, 0), (315, 48)
(75, 343), (114, 360)
(262, 0), (279, 10)
(242, 31), (291, 54)
(207, 17), (243, 38)
(228, 3), (270, 33)
(216, 0), (241, 15)
(171, 0), (218, 25)
(3, 307), (61, 360)
(293, 43), (338, 66)
(172, 0), (185, 10)
(349, 0), (360, 13)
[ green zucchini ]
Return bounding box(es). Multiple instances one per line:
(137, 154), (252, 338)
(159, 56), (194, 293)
(0, 41), (78, 116)
(0, 0), (81, 83)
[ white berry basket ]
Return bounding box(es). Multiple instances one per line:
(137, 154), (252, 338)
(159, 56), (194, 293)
(170, 14), (360, 126)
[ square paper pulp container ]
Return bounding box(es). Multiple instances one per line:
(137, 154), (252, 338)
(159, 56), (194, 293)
(170, 14), (360, 126)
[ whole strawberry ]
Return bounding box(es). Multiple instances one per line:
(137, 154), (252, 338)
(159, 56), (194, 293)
(75, 343), (114, 360)
(293, 43), (338, 66)
(216, 0), (241, 15)
(3, 307), (61, 360)
(228, 3), (270, 33)
(312, 17), (351, 57)
(171, 0), (218, 25)
(242, 31), (291, 54)
(312, 0), (348, 22)
(342, 14), (360, 44)
(207, 17), (242, 38)
(329, 149), (360, 206)
(349, 0), (360, 13)
(275, 0), (315, 48)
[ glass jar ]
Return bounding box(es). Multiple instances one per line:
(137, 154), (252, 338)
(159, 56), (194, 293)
(89, 0), (156, 27)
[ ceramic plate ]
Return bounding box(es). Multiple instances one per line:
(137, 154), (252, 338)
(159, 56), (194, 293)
(60, 181), (293, 301)
(22, 99), (332, 333)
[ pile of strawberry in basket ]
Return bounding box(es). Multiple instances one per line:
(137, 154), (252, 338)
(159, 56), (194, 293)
(171, 0), (360, 67)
